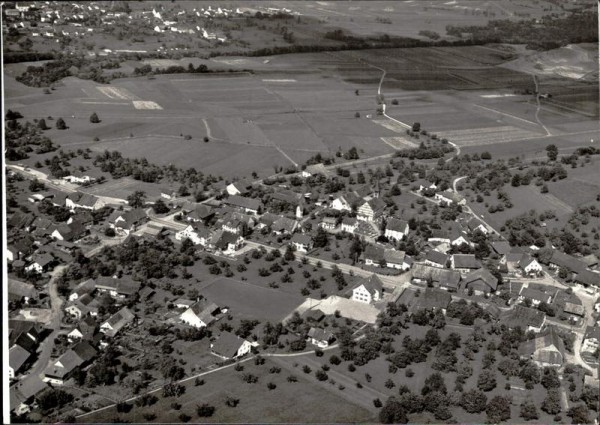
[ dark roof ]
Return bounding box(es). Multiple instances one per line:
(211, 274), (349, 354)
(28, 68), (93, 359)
(549, 250), (587, 273)
(518, 327), (565, 361)
(426, 250), (448, 265)
(453, 254), (480, 269)
(8, 212), (35, 230)
(520, 287), (550, 302)
(519, 255), (539, 269)
(364, 244), (384, 262)
(271, 189), (302, 205)
(188, 204), (215, 220)
(9, 345), (31, 373)
(501, 305), (546, 329)
(8, 278), (37, 299)
(212, 331), (247, 358)
(355, 274), (384, 295)
(291, 233), (312, 246)
(384, 249), (406, 265)
(341, 217), (358, 226)
(308, 327), (334, 342)
(363, 198), (386, 212)
(272, 217), (297, 233)
(259, 212), (280, 226)
(71, 341), (97, 362)
(224, 195), (261, 211)
(463, 268), (498, 291)
(386, 218), (408, 232)
(69, 192), (99, 207)
(575, 269), (600, 286)
(214, 230), (239, 249)
(229, 179), (251, 192)
(414, 288), (452, 311)
(412, 264), (461, 287)
(123, 208), (147, 225)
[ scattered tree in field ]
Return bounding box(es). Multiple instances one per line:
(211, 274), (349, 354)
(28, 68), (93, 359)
(152, 199), (170, 214)
(355, 112), (360, 118)
(567, 404), (590, 424)
(486, 395), (511, 423)
(127, 190), (146, 208)
(541, 389), (562, 415)
(56, 117), (67, 129)
(379, 397), (408, 424)
(546, 144), (558, 161)
(460, 389), (488, 413)
(38, 118), (49, 130)
(196, 404), (215, 417)
(520, 399), (539, 421)
(6, 109), (23, 120)
(412, 122), (421, 132)
(541, 367), (561, 389)
(90, 112), (100, 123)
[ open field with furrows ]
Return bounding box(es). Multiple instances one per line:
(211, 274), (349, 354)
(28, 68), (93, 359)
(78, 357), (375, 423)
(547, 159), (600, 208)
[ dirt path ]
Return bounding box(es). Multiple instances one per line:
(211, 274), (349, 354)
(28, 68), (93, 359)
(532, 74), (553, 136)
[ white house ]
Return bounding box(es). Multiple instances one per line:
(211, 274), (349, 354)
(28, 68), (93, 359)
(100, 307), (135, 338)
(226, 179), (251, 196)
(331, 193), (360, 212)
(180, 301), (220, 328)
(290, 234), (313, 253)
(384, 218), (409, 241)
(341, 217), (358, 234)
(519, 256), (543, 276)
(581, 326), (599, 355)
(320, 217), (337, 231)
(175, 224), (211, 246)
(211, 332), (252, 359)
(63, 174), (94, 184)
(307, 327), (334, 348)
(434, 191), (465, 206)
(351, 274), (383, 304)
(518, 287), (552, 307)
(357, 198), (386, 222)
(65, 192), (105, 211)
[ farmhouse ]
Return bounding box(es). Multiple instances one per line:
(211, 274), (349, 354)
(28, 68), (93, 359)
(501, 305), (546, 333)
(8, 278), (38, 304)
(581, 326), (599, 354)
(50, 220), (88, 242)
(68, 278), (96, 301)
(67, 316), (98, 343)
(351, 274), (383, 304)
(25, 252), (55, 274)
(357, 198), (386, 222)
(271, 216), (298, 235)
(341, 217), (358, 234)
(574, 269), (600, 287)
(307, 327), (335, 348)
(223, 195), (261, 214)
(100, 307), (135, 338)
(180, 300), (220, 328)
(185, 205), (215, 223)
(9, 345), (31, 379)
(331, 192), (361, 212)
(518, 327), (565, 367)
(65, 192), (105, 211)
(175, 223), (212, 246)
(548, 250), (587, 274)
(211, 331), (252, 359)
(462, 268), (498, 295)
(62, 172), (95, 184)
(451, 254), (481, 273)
(226, 179), (251, 196)
(210, 230), (244, 254)
(319, 216), (337, 231)
(466, 217), (488, 234)
(519, 255), (543, 276)
(434, 190), (465, 206)
(518, 287), (552, 307)
(43, 341), (97, 385)
(411, 263), (462, 292)
(384, 218), (409, 241)
(108, 208), (147, 235)
(424, 250), (448, 268)
(414, 288), (452, 313)
(489, 240), (512, 256)
(95, 276), (140, 300)
(290, 233), (313, 253)
(222, 218), (246, 235)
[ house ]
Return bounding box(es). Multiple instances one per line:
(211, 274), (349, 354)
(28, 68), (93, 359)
(425, 250), (448, 268)
(307, 327), (335, 348)
(63, 172), (94, 184)
(581, 326), (599, 354)
(428, 230), (451, 244)
(186, 205), (215, 223)
(574, 269), (600, 287)
(450, 231), (473, 248)
(50, 220), (88, 242)
(67, 316), (98, 342)
(8, 278), (38, 304)
(518, 287), (552, 307)
(25, 252), (55, 274)
(450, 254), (481, 273)
(109, 208), (147, 235)
(352, 274), (383, 304)
(257, 212), (280, 229)
(320, 217), (337, 231)
(290, 233), (313, 253)
(341, 217), (358, 234)
(500, 305), (546, 333)
(384, 249), (412, 271)
(271, 216), (298, 235)
(9, 320), (44, 354)
(28, 192), (54, 203)
(331, 192), (361, 212)
(100, 307), (135, 338)
(9, 378), (48, 416)
(64, 293), (100, 319)
(411, 264), (462, 292)
(489, 240), (512, 256)
(467, 218), (488, 234)
(364, 245), (385, 267)
(68, 279), (96, 301)
(174, 298), (196, 309)
(519, 255), (543, 276)
(414, 288), (452, 313)
(518, 327), (565, 367)
(95, 276), (140, 299)
(357, 198), (386, 222)
(175, 223), (212, 246)
(226, 179), (251, 196)
(302, 309), (326, 323)
(548, 250), (587, 274)
(210, 230), (244, 254)
(563, 302), (585, 317)
(43, 341), (97, 385)
(222, 218), (246, 235)
(385, 218), (409, 241)
(223, 195), (261, 214)
(65, 192), (105, 211)
(581, 254), (599, 270)
(462, 268), (499, 295)
(9, 345), (31, 379)
(211, 331), (252, 359)
(180, 300), (220, 328)
(435, 190), (465, 206)
(8, 212), (35, 231)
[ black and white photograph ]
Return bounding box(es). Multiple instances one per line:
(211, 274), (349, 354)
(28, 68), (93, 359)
(2, 1), (599, 424)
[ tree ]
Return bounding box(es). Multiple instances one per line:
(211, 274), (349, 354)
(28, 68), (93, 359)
(477, 370), (497, 392)
(541, 389), (562, 415)
(90, 112), (100, 123)
(313, 227), (329, 248)
(567, 404), (590, 424)
(422, 372), (447, 396)
(38, 118), (49, 130)
(127, 191), (146, 208)
(355, 112), (360, 118)
(460, 389), (488, 413)
(379, 397), (408, 424)
(412, 122), (421, 132)
(546, 144), (558, 161)
(6, 109), (23, 120)
(196, 404), (215, 417)
(511, 174), (521, 187)
(152, 199), (170, 214)
(541, 367), (561, 389)
(56, 117), (67, 130)
(520, 399), (539, 421)
(486, 395), (511, 423)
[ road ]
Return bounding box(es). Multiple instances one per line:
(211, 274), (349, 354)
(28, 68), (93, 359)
(531, 74), (552, 137)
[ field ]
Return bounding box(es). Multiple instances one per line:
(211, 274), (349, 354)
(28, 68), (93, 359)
(78, 357), (375, 423)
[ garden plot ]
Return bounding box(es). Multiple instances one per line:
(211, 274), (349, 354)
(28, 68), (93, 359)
(97, 86), (140, 100)
(372, 119), (409, 134)
(132, 100), (163, 110)
(435, 126), (542, 146)
(380, 136), (419, 149)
